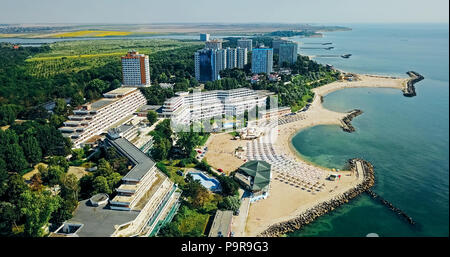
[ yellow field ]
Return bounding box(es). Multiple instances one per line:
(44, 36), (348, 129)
(0, 33), (27, 38)
(51, 30), (132, 38)
(26, 52), (126, 62)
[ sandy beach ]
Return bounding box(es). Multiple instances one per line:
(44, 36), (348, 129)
(203, 74), (408, 236)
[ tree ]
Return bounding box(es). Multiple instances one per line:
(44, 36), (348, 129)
(19, 190), (60, 237)
(59, 173), (79, 202)
(96, 158), (113, 177)
(0, 201), (17, 236)
(217, 175), (239, 196)
(41, 165), (65, 186)
(3, 143), (28, 172)
(71, 148), (84, 161)
(218, 195), (241, 212)
(92, 176), (111, 195)
(106, 172), (122, 192)
(176, 130), (200, 157)
(0, 159), (8, 197)
(87, 79), (109, 94)
(151, 137), (171, 161)
(48, 156), (69, 172)
(53, 98), (68, 116)
(49, 114), (66, 128)
(147, 110), (158, 126)
(20, 134), (42, 165)
(30, 173), (43, 192)
(50, 196), (76, 227)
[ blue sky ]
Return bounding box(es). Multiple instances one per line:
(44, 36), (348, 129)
(0, 0), (448, 24)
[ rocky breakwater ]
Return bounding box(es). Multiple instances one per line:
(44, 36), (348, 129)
(403, 71), (424, 97)
(366, 189), (416, 225)
(340, 109), (363, 133)
(258, 159), (375, 237)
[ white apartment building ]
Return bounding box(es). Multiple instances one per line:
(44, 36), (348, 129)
(59, 87), (147, 148)
(214, 49), (227, 80)
(121, 51), (151, 87)
(237, 47), (248, 69)
(162, 88), (272, 125)
(226, 47), (237, 69)
(237, 38), (253, 51)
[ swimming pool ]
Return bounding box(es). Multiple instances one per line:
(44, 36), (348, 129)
(189, 172), (221, 192)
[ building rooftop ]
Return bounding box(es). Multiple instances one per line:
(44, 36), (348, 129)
(208, 210), (233, 237)
(237, 160), (271, 191)
(90, 99), (115, 110)
(106, 136), (155, 182)
(66, 200), (140, 237)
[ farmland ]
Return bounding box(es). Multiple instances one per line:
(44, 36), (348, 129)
(25, 39), (203, 78)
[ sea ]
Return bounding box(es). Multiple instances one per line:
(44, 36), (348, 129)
(288, 23), (449, 237)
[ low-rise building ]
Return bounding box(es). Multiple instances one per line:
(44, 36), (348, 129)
(234, 161), (272, 202)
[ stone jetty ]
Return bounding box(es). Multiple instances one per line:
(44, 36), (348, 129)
(402, 71), (424, 97)
(366, 189), (416, 225)
(258, 158), (375, 237)
(340, 109), (363, 132)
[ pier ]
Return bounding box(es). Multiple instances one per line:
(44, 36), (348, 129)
(301, 46), (334, 50)
(340, 109), (363, 133)
(366, 189), (416, 225)
(402, 71), (424, 97)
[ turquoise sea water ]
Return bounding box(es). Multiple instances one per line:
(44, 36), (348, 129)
(288, 24), (449, 237)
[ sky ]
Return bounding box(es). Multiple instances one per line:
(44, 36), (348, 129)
(0, 0), (448, 24)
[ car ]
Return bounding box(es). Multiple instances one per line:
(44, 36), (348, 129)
(217, 168), (223, 173)
(233, 210), (240, 216)
(197, 150), (202, 154)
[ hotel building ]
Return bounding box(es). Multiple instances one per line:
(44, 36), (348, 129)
(237, 38), (253, 51)
(272, 39), (287, 54)
(161, 88), (271, 125)
(236, 47), (248, 69)
(279, 42), (298, 66)
(205, 39), (223, 50)
(226, 47), (237, 69)
(121, 51), (151, 87)
(53, 133), (180, 237)
(195, 48), (227, 82)
(58, 87), (147, 148)
(200, 33), (210, 42)
(251, 48), (273, 74)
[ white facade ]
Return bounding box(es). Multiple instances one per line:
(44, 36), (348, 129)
(162, 88), (271, 125)
(226, 47), (237, 69)
(121, 51), (151, 87)
(237, 38), (253, 51)
(237, 47), (248, 69)
(59, 87), (147, 148)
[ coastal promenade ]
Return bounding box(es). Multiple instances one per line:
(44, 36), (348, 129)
(241, 73), (415, 236)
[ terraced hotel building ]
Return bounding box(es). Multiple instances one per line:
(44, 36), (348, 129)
(59, 87), (147, 148)
(161, 88), (272, 125)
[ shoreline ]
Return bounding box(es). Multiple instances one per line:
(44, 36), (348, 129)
(241, 73), (415, 236)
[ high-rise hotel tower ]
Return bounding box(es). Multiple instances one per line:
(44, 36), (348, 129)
(121, 51), (151, 87)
